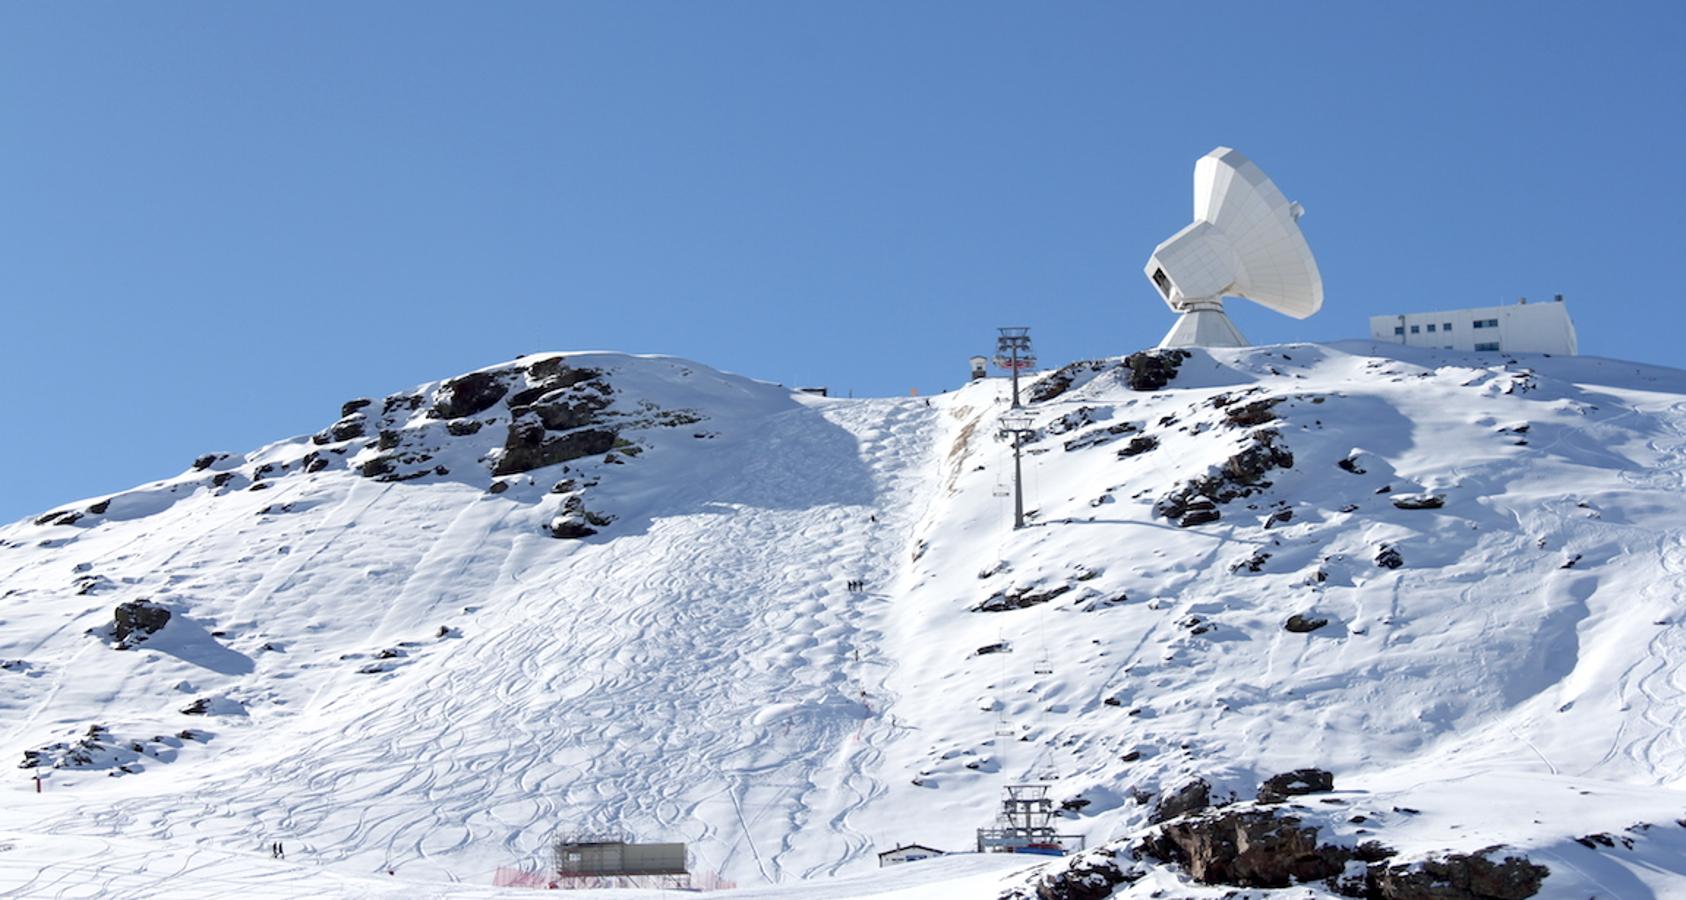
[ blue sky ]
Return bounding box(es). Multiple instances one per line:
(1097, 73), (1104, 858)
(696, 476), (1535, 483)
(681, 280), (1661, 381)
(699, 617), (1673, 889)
(2, 2), (1682, 521)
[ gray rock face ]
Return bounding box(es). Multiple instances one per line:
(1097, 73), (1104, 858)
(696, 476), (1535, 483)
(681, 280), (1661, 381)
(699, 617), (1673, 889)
(1143, 807), (1355, 889)
(1123, 349), (1192, 391)
(1156, 429), (1294, 524)
(431, 371), (510, 419)
(1370, 849), (1548, 899)
(1150, 778), (1212, 823)
(496, 426), (617, 476)
(112, 600), (170, 645)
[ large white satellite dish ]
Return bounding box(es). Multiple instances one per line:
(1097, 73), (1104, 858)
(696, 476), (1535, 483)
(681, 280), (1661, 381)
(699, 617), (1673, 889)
(1143, 147), (1323, 349)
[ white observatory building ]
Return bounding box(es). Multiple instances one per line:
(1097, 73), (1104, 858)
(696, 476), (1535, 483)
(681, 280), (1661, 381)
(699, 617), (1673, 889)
(1144, 147), (1323, 349)
(1369, 296), (1578, 356)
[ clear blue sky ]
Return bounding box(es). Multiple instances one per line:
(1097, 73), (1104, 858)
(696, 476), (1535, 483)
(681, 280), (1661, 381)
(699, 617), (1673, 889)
(3, 2), (1683, 522)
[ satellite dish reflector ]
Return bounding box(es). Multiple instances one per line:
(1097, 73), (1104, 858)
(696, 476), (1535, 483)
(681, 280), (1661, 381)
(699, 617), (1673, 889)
(1144, 147), (1323, 349)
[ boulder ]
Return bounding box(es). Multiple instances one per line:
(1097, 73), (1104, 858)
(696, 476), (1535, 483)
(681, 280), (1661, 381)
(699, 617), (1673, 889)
(1391, 494), (1446, 510)
(547, 515), (598, 540)
(1284, 614), (1329, 634)
(1178, 503), (1221, 527)
(1375, 545), (1404, 569)
(1116, 435), (1159, 457)
(1257, 768), (1334, 802)
(113, 600), (170, 644)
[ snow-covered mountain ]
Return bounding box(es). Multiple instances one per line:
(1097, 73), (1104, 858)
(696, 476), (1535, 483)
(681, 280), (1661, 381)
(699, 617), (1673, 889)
(4, 343), (1686, 898)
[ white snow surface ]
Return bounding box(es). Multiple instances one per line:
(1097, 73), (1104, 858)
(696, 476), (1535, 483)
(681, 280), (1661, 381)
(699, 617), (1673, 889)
(3, 343), (1686, 897)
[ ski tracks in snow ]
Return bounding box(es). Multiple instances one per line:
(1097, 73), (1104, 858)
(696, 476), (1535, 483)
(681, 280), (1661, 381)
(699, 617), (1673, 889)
(27, 398), (941, 886)
(1615, 400), (1686, 786)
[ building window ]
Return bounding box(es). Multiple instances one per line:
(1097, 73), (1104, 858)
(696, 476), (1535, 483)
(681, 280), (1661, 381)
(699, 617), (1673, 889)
(1442, 322), (1452, 331)
(1475, 342), (1500, 351)
(1151, 268), (1172, 299)
(1473, 318), (1498, 329)
(1410, 325), (1420, 334)
(1393, 326), (1404, 335)
(1427, 324), (1437, 332)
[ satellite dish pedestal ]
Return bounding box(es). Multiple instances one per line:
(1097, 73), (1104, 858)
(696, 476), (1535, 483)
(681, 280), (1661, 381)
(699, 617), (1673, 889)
(1159, 296), (1247, 349)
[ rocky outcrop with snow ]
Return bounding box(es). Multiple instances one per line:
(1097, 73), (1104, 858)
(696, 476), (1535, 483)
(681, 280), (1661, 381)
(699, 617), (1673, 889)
(4, 343), (1686, 897)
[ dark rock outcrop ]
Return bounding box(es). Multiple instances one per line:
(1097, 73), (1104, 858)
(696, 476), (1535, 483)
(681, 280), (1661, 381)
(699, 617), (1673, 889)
(431, 371), (510, 419)
(1143, 807), (1355, 889)
(1178, 501), (1221, 528)
(1257, 768), (1334, 802)
(1116, 435), (1159, 457)
(1369, 848), (1548, 899)
(1225, 397), (1283, 427)
(496, 426), (617, 476)
(1375, 545), (1404, 569)
(113, 600), (170, 645)
(1029, 360), (1108, 404)
(1232, 551), (1272, 573)
(1009, 847), (1138, 900)
(315, 414), (366, 444)
(1391, 494), (1446, 510)
(973, 584), (1073, 612)
(1156, 429), (1294, 524)
(547, 516), (598, 539)
(1150, 778), (1212, 823)
(1123, 349), (1191, 391)
(33, 509), (81, 527)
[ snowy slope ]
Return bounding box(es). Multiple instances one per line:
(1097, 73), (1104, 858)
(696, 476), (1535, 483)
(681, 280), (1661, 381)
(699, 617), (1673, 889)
(3, 343), (1686, 897)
